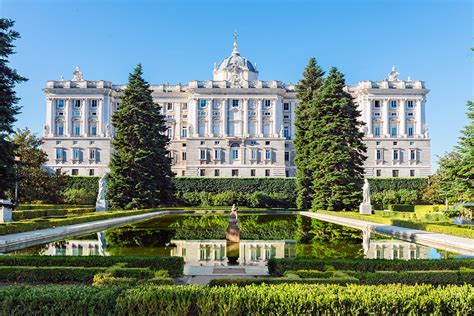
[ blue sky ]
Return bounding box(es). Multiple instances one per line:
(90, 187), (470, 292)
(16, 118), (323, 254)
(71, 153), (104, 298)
(2, 0), (473, 171)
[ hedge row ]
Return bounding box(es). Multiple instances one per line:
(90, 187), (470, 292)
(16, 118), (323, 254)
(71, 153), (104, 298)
(17, 204), (93, 210)
(288, 269), (474, 285)
(3, 284), (469, 315)
(66, 176), (428, 196)
(12, 207), (95, 221)
(0, 209), (157, 235)
(268, 258), (474, 276)
(0, 256), (184, 276)
(174, 191), (295, 208)
(208, 277), (358, 287)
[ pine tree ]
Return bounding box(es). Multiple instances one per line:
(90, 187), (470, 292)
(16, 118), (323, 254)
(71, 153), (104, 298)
(107, 64), (173, 209)
(294, 58), (324, 209)
(455, 101), (473, 202)
(307, 67), (367, 211)
(0, 19), (27, 198)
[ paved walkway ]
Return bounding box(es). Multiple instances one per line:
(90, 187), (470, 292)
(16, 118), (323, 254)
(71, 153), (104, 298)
(299, 211), (474, 256)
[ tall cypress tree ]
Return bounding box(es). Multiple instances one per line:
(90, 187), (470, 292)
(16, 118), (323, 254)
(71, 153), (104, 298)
(294, 58), (324, 209)
(107, 64), (173, 209)
(307, 67), (366, 211)
(453, 101), (473, 202)
(0, 19), (27, 198)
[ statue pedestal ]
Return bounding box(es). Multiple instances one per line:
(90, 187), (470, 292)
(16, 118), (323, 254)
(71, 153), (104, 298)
(359, 203), (373, 215)
(226, 223), (240, 243)
(0, 199), (13, 223)
(95, 199), (108, 212)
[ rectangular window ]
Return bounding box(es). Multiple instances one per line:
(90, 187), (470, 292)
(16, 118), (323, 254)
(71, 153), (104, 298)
(283, 126), (290, 139)
(283, 103), (290, 111)
(182, 103), (188, 110)
(89, 148), (96, 160)
(91, 100), (98, 108)
(199, 99), (207, 108)
(89, 169), (95, 176)
(214, 149), (220, 160)
(232, 169), (239, 177)
(74, 125), (81, 136)
(182, 152), (187, 161)
(55, 148), (63, 160)
(265, 149), (271, 161)
(408, 127), (414, 136)
(376, 149), (383, 161)
(72, 148), (80, 161)
(374, 127), (380, 136)
(181, 127), (187, 137)
(58, 125), (64, 136)
(214, 169), (220, 177)
(72, 169), (79, 176)
(57, 100), (65, 108)
(410, 149), (416, 161)
(91, 126), (97, 136)
(232, 99), (239, 107)
(232, 148), (239, 160)
(74, 100), (81, 108)
(392, 170), (399, 177)
(407, 100), (414, 108)
(167, 103), (173, 111)
(285, 151), (290, 161)
(264, 100), (271, 108)
(376, 169), (382, 177)
(390, 100), (397, 108)
(374, 100), (380, 108)
(250, 149), (257, 160)
(200, 169), (205, 176)
(250, 169), (256, 177)
(393, 149), (399, 161)
(265, 169), (270, 177)
(199, 149), (206, 160)
(410, 170), (416, 177)
(391, 127), (397, 136)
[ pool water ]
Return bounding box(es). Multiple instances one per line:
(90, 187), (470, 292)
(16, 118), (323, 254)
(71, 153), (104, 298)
(10, 213), (458, 263)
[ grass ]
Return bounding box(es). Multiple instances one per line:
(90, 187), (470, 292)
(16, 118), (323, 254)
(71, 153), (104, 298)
(318, 210), (474, 239)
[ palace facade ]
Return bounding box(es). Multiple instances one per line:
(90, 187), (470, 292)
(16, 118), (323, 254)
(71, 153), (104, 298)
(41, 38), (431, 177)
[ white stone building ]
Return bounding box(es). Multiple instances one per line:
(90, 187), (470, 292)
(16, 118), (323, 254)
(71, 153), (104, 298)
(42, 37), (430, 178)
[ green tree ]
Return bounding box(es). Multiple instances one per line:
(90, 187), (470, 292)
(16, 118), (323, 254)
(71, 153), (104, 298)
(107, 64), (173, 209)
(0, 19), (27, 198)
(294, 58), (325, 209)
(307, 67), (367, 211)
(9, 128), (67, 203)
(455, 101), (473, 202)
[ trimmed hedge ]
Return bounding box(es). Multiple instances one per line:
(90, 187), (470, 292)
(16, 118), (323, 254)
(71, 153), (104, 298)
(12, 207), (95, 221)
(268, 258), (474, 276)
(0, 256), (184, 276)
(1, 284), (472, 315)
(368, 178), (428, 192)
(388, 204), (415, 212)
(17, 204), (93, 210)
(353, 271), (466, 285)
(208, 277), (358, 287)
(0, 266), (105, 283)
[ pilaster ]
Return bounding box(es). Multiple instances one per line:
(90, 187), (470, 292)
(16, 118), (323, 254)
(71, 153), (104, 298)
(382, 99), (389, 136)
(399, 98), (406, 137)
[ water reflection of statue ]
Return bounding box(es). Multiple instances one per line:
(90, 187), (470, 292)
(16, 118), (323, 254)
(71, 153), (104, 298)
(362, 178), (371, 204)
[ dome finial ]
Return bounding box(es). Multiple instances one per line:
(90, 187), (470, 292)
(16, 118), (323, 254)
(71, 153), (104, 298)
(232, 29), (239, 55)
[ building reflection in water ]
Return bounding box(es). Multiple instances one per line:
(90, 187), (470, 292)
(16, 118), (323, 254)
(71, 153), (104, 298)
(363, 231), (430, 260)
(171, 240), (296, 266)
(40, 232), (108, 256)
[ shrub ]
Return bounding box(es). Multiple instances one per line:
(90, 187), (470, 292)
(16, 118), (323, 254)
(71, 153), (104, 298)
(115, 284), (474, 315)
(63, 188), (97, 205)
(388, 204), (415, 212)
(0, 256), (184, 276)
(12, 207), (94, 221)
(368, 178), (428, 193)
(208, 277), (358, 286)
(0, 266), (105, 283)
(268, 258), (474, 276)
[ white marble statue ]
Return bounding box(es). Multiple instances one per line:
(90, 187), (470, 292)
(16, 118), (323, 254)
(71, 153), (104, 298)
(95, 175), (108, 212)
(359, 178), (373, 214)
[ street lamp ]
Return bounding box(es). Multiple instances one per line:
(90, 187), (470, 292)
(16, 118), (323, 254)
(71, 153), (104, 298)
(14, 155), (21, 205)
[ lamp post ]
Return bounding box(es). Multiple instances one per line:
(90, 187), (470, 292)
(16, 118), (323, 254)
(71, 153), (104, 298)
(14, 155), (21, 205)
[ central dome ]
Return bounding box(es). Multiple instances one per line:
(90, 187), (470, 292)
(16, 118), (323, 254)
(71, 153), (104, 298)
(213, 36), (259, 81)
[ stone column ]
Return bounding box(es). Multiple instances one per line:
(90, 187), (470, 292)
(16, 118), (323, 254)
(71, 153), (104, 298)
(272, 99), (277, 137)
(382, 99), (390, 136)
(46, 98), (54, 137)
(81, 98), (88, 136)
(223, 99), (228, 137)
(415, 99), (423, 136)
(98, 98), (104, 136)
(65, 99), (72, 136)
(176, 103), (182, 140)
(399, 99), (406, 137)
(207, 99), (213, 137)
(257, 99), (263, 137)
(243, 98), (249, 137)
(366, 100), (372, 136)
